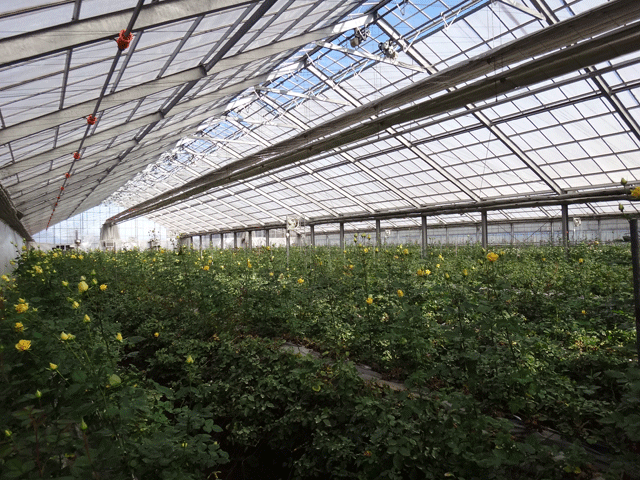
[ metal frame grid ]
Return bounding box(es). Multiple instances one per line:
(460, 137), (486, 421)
(1, 0), (639, 239)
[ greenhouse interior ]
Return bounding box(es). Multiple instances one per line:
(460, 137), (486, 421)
(2, 0), (640, 478)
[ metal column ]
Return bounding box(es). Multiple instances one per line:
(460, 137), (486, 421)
(265, 229), (270, 248)
(339, 222), (345, 250)
(220, 233), (224, 249)
(421, 215), (427, 257)
(629, 219), (640, 364)
(481, 211), (488, 249)
(233, 232), (237, 250)
(376, 219), (381, 248)
(310, 224), (315, 248)
(248, 231), (252, 249)
(561, 204), (569, 255)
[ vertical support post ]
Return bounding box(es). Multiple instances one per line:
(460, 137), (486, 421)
(629, 219), (640, 364)
(339, 222), (345, 250)
(265, 229), (270, 248)
(421, 215), (427, 258)
(481, 211), (488, 249)
(209, 234), (213, 249)
(199, 235), (203, 254)
(310, 224), (315, 248)
(510, 222), (515, 246)
(597, 218), (601, 243)
(445, 226), (449, 245)
(376, 219), (381, 248)
(233, 232), (238, 250)
(550, 221), (554, 245)
(562, 204), (569, 256)
(248, 231), (252, 250)
(286, 229), (290, 268)
(220, 233), (224, 249)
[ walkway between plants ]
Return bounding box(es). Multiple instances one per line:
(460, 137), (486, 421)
(280, 341), (626, 480)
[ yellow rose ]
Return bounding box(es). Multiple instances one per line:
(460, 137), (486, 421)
(297, 278), (304, 284)
(72, 301), (80, 309)
(49, 363), (58, 370)
(154, 332), (159, 338)
(99, 284), (107, 291)
(203, 265), (209, 271)
(83, 314), (91, 323)
(486, 252), (499, 262)
(247, 260), (252, 268)
(186, 355), (194, 364)
(631, 186), (640, 198)
(15, 339), (31, 351)
(1, 274), (9, 282)
(463, 269), (468, 276)
(14, 322), (24, 332)
(403, 249), (409, 255)
(366, 296), (373, 305)
(15, 303), (29, 314)
(578, 258), (584, 264)
(78, 281), (89, 293)
(115, 333), (123, 342)
(397, 289), (404, 298)
(62, 280), (69, 287)
(60, 332), (70, 341)
(34, 266), (43, 274)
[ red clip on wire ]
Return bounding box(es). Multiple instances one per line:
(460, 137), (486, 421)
(73, 152), (80, 160)
(116, 30), (133, 50)
(87, 115), (96, 125)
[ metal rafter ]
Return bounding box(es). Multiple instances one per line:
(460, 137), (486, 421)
(530, 0), (640, 145)
(377, 17), (564, 195)
(226, 118), (341, 217)
(0, 13), (373, 146)
(307, 62), (476, 204)
(0, 0), (258, 68)
(107, 0), (640, 225)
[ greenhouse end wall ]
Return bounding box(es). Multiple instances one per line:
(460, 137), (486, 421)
(0, 219), (21, 276)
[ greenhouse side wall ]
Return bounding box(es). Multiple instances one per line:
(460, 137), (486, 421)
(0, 219), (21, 276)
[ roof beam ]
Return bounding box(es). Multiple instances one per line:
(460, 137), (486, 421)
(107, 2), (640, 224)
(0, 0), (257, 68)
(378, 17), (563, 195)
(305, 63), (429, 206)
(0, 13), (373, 145)
(314, 41), (428, 73)
(496, 0), (545, 20)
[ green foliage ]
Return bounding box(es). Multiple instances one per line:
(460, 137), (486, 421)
(1, 241), (638, 479)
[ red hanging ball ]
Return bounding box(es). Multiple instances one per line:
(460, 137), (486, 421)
(60, 186), (64, 191)
(65, 172), (71, 178)
(87, 115), (97, 125)
(73, 152), (80, 160)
